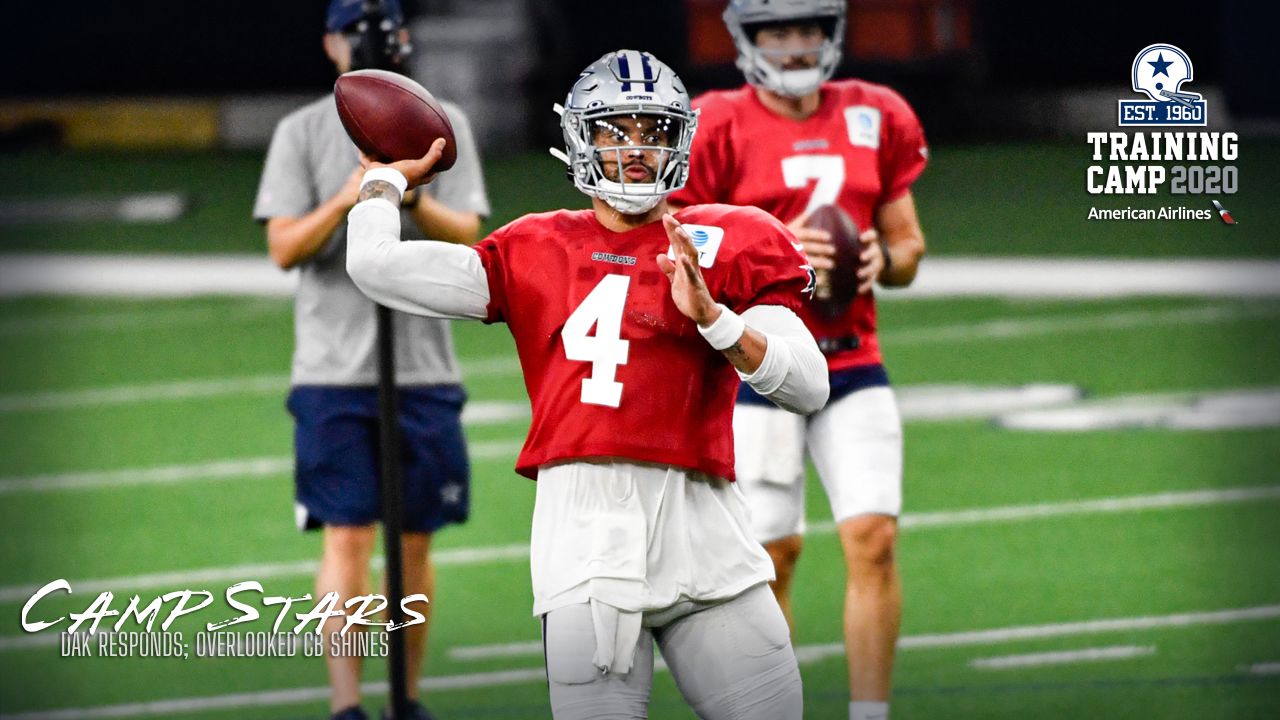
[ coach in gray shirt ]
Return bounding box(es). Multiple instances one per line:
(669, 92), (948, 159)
(252, 2), (489, 719)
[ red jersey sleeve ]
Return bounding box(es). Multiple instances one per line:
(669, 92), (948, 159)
(670, 93), (734, 207)
(472, 226), (512, 324)
(719, 208), (812, 315)
(877, 88), (929, 205)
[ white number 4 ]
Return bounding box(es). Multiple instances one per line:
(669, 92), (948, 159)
(562, 274), (631, 407)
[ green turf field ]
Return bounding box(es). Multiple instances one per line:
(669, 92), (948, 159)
(0, 292), (1277, 719)
(1, 142), (1278, 718)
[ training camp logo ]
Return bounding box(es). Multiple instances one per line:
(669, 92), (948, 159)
(1119, 44), (1206, 126)
(1085, 42), (1238, 223)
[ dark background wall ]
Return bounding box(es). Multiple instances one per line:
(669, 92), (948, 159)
(3, 0), (1274, 117)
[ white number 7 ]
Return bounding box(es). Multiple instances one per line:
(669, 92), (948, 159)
(562, 274), (631, 407)
(781, 154), (845, 218)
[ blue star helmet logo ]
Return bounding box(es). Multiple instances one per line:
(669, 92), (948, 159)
(1147, 53), (1174, 78)
(1131, 43), (1200, 106)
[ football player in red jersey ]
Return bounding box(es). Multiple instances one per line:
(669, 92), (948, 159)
(669, 2), (929, 718)
(345, 50), (828, 719)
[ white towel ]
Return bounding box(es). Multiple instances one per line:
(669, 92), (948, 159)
(589, 598), (643, 675)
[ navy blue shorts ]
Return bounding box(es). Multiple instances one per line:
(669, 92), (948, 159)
(286, 385), (470, 533)
(737, 363), (890, 407)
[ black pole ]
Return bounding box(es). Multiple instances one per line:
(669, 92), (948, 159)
(375, 303), (410, 719)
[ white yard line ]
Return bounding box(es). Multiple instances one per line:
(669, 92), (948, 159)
(791, 605), (1280, 665)
(4, 255), (1280, 299)
(0, 457), (294, 495)
(449, 640), (544, 661)
(1244, 661), (1280, 675)
(0, 439), (525, 497)
(898, 605), (1280, 649)
(881, 303), (1280, 345)
(0, 375), (289, 413)
(968, 644), (1156, 670)
(0, 192), (189, 226)
(0, 301), (289, 338)
(0, 255), (298, 298)
(1, 484), (1275, 610)
(807, 484), (1280, 535)
(0, 360), (523, 415)
(3, 605), (1276, 719)
(999, 387), (1280, 432)
(894, 383), (1082, 421)
(895, 258), (1280, 299)
(2, 301), (1272, 415)
(0, 382), (1086, 495)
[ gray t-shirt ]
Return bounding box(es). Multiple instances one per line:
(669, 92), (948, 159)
(253, 94), (490, 386)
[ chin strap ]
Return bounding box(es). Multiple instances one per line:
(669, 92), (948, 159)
(602, 192), (663, 214)
(773, 68), (824, 97)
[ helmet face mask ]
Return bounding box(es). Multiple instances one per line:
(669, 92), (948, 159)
(723, 0), (847, 98)
(577, 111), (687, 214)
(554, 51), (698, 215)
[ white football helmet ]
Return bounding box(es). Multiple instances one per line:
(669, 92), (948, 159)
(1131, 43), (1200, 107)
(551, 50), (698, 215)
(723, 0), (847, 98)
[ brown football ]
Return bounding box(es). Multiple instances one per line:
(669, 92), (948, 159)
(334, 69), (457, 171)
(804, 204), (863, 317)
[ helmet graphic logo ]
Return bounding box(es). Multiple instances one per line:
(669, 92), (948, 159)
(1118, 43), (1207, 126)
(1131, 44), (1199, 106)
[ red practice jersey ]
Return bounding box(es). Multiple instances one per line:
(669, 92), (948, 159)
(474, 204), (812, 481)
(671, 80), (928, 371)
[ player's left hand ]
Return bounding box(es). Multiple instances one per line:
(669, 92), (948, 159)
(856, 228), (886, 294)
(357, 138), (448, 189)
(657, 213), (721, 327)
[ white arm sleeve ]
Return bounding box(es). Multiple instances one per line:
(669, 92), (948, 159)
(346, 198), (491, 320)
(738, 304), (829, 415)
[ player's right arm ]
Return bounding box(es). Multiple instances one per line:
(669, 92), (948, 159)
(345, 188), (491, 321)
(346, 142), (494, 320)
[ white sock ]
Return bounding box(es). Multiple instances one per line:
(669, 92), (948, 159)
(850, 700), (889, 720)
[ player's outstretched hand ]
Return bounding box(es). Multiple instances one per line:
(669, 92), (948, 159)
(656, 213), (721, 327)
(358, 138), (448, 189)
(855, 227), (885, 294)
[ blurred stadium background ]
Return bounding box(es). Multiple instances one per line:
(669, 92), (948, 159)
(1, 1), (1278, 718)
